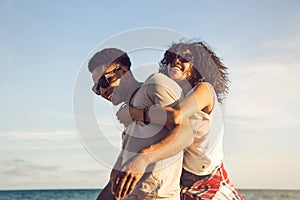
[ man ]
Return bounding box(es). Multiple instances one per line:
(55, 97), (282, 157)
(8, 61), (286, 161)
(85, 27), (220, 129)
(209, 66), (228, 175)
(88, 48), (193, 200)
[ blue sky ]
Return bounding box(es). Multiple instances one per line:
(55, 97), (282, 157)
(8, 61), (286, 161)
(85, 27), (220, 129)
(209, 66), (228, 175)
(1, 0), (300, 190)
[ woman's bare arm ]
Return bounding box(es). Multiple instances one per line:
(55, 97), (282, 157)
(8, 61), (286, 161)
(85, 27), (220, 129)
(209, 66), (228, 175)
(117, 82), (213, 126)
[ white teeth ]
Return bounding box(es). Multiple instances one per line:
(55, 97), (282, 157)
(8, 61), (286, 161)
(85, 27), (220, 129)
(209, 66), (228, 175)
(107, 94), (112, 100)
(172, 66), (182, 71)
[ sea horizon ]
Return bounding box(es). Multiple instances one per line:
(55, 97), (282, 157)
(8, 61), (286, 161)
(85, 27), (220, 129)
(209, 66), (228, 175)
(1, 188), (300, 191)
(1, 188), (300, 200)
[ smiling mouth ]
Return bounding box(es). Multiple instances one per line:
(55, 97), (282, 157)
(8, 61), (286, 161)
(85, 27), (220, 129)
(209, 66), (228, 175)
(171, 65), (184, 72)
(103, 89), (114, 101)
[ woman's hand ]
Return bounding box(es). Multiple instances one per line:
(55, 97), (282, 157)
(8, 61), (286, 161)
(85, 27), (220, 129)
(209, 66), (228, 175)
(110, 168), (119, 191)
(165, 104), (182, 125)
(112, 155), (148, 199)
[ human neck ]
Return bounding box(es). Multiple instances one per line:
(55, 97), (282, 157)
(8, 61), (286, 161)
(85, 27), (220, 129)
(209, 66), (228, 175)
(120, 72), (142, 104)
(177, 80), (193, 95)
(124, 79), (141, 104)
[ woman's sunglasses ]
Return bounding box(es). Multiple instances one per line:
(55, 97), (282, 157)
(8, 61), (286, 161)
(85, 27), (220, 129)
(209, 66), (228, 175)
(167, 52), (193, 64)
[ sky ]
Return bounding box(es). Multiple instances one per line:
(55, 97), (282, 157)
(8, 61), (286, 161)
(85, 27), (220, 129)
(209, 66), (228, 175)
(0, 0), (300, 190)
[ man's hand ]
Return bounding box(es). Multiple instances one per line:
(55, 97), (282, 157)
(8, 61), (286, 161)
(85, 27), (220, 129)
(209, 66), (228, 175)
(117, 104), (145, 127)
(116, 104), (133, 127)
(112, 155), (148, 199)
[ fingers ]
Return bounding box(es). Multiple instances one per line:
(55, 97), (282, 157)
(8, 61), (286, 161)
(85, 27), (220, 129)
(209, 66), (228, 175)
(116, 105), (132, 125)
(115, 173), (129, 199)
(114, 173), (138, 199)
(126, 176), (139, 198)
(120, 174), (139, 199)
(120, 174), (132, 199)
(165, 122), (175, 130)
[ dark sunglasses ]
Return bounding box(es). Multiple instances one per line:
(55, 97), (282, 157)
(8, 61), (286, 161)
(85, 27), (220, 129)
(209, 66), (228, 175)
(167, 52), (193, 64)
(92, 65), (121, 95)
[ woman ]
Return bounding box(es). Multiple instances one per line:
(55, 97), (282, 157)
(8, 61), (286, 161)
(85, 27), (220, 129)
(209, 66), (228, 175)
(116, 41), (243, 200)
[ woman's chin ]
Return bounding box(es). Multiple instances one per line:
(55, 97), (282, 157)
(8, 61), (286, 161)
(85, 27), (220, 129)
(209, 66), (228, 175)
(169, 72), (184, 82)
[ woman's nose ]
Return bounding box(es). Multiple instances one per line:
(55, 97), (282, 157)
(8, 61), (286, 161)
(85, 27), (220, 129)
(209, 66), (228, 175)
(173, 58), (181, 65)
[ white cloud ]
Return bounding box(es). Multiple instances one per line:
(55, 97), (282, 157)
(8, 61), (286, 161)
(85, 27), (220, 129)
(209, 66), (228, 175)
(227, 61), (300, 125)
(0, 130), (80, 151)
(261, 33), (300, 54)
(0, 137), (113, 190)
(1, 158), (59, 176)
(220, 34), (300, 190)
(0, 157), (110, 190)
(224, 153), (300, 190)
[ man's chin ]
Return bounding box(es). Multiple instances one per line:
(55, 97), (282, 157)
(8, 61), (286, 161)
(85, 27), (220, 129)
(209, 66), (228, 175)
(111, 101), (119, 106)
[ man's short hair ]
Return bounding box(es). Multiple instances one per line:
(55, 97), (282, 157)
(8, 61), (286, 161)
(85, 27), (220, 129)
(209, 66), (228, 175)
(88, 48), (131, 73)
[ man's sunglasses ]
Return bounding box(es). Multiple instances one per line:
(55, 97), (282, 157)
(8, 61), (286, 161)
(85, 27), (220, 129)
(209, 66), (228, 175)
(92, 65), (121, 95)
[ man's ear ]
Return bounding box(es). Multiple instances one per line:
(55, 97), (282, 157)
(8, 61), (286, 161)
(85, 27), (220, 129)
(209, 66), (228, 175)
(120, 65), (129, 72)
(120, 65), (130, 79)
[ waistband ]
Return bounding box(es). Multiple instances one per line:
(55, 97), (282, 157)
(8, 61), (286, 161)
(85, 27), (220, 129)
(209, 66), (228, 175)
(180, 168), (211, 187)
(180, 164), (224, 187)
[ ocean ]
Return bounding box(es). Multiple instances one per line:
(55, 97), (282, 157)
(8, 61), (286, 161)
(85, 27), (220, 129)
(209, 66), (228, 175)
(0, 189), (300, 200)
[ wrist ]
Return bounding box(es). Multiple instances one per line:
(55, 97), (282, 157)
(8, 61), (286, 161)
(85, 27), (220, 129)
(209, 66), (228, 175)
(129, 106), (144, 121)
(138, 149), (152, 164)
(143, 107), (150, 124)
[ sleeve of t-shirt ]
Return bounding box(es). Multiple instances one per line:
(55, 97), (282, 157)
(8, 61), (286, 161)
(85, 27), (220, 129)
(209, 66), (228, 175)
(145, 74), (183, 107)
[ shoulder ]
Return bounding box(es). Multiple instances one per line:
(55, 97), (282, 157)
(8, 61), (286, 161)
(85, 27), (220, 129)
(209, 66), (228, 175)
(193, 82), (215, 94)
(193, 82), (216, 112)
(143, 73), (183, 100)
(144, 73), (181, 90)
(145, 73), (174, 83)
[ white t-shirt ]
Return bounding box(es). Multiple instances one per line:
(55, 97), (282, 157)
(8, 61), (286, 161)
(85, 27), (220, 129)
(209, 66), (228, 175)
(123, 73), (184, 200)
(183, 84), (224, 176)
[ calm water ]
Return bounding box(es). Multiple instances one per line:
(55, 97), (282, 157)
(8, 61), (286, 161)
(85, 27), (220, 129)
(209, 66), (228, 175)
(0, 189), (100, 200)
(0, 189), (300, 200)
(239, 189), (300, 200)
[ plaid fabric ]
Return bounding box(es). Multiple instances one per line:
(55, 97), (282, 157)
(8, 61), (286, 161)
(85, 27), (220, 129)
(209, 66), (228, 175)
(180, 163), (243, 200)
